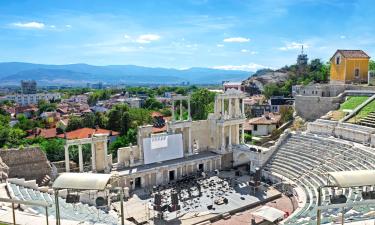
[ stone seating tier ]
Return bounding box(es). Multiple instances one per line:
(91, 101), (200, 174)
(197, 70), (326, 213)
(264, 133), (375, 225)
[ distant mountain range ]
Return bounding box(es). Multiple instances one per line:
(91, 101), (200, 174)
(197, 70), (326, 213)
(0, 62), (253, 86)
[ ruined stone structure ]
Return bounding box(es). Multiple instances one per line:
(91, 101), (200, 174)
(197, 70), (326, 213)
(64, 134), (110, 173)
(62, 90), (257, 190)
(293, 84), (375, 121)
(0, 147), (51, 184)
(0, 156), (9, 181)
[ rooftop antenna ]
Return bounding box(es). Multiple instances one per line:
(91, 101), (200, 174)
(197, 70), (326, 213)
(301, 45), (304, 54)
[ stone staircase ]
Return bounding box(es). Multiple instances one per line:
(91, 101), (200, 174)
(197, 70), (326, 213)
(357, 111), (375, 128)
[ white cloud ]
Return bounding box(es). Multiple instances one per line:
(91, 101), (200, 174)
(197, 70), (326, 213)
(223, 37), (250, 43)
(49, 25), (56, 29)
(212, 63), (268, 72)
(136, 34), (161, 44)
(241, 49), (259, 54)
(279, 41), (309, 51)
(217, 44), (224, 47)
(11, 21), (45, 29)
(65, 25), (72, 28)
(340, 35), (346, 39)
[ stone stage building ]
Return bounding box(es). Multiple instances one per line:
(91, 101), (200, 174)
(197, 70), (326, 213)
(63, 89), (256, 190)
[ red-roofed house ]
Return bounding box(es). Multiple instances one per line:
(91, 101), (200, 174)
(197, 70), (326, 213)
(247, 113), (281, 136)
(27, 128), (58, 139)
(57, 127), (119, 142)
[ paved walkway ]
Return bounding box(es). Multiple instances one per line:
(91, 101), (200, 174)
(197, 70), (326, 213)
(212, 194), (296, 225)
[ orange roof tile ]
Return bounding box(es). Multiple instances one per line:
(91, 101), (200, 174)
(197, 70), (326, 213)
(27, 128), (57, 139)
(57, 128), (119, 140)
(248, 113), (281, 125)
(151, 111), (163, 117)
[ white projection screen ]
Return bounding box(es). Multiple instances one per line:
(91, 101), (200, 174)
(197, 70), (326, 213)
(143, 133), (184, 164)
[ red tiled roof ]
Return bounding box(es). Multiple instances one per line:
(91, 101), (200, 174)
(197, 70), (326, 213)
(57, 128), (120, 140)
(248, 113), (281, 125)
(332, 50), (370, 59)
(27, 128), (57, 139)
(151, 111), (163, 117)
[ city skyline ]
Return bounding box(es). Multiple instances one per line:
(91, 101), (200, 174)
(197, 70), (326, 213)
(0, 0), (374, 71)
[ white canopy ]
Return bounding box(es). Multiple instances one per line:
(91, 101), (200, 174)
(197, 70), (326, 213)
(52, 173), (113, 190)
(328, 170), (375, 188)
(252, 206), (285, 222)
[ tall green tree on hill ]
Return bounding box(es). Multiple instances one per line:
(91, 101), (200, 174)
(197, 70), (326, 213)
(190, 89), (216, 120)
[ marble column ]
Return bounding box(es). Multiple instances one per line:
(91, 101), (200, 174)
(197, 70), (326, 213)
(228, 125), (232, 150)
(214, 98), (217, 115)
(78, 144), (83, 172)
(228, 98), (232, 118)
(104, 139), (108, 171)
(236, 124), (240, 144)
(241, 99), (245, 117)
(65, 145), (70, 172)
(221, 98), (224, 119)
(188, 127), (192, 155)
(241, 125), (245, 143)
(221, 125), (225, 152)
(235, 98), (240, 117)
(91, 142), (96, 172)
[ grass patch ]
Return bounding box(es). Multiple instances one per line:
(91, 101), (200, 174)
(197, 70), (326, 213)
(349, 99), (375, 123)
(339, 96), (369, 111)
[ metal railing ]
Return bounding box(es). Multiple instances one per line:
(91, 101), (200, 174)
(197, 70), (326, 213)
(0, 197), (52, 225)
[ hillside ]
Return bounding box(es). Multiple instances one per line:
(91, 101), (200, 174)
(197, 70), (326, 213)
(242, 68), (289, 91)
(0, 62), (252, 85)
(242, 59), (330, 96)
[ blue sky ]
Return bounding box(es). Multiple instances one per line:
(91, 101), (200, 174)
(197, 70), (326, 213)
(0, 0), (374, 71)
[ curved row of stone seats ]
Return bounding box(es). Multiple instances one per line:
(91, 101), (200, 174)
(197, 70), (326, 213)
(7, 182), (119, 225)
(308, 119), (375, 147)
(263, 132), (375, 225)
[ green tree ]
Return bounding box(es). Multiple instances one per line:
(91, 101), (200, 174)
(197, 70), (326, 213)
(94, 112), (107, 128)
(144, 97), (163, 110)
(66, 116), (83, 132)
(160, 108), (172, 117)
(82, 112), (96, 128)
(39, 138), (66, 162)
(37, 100), (57, 115)
(107, 104), (129, 132)
(263, 83), (283, 98)
(190, 89), (216, 120)
(369, 60), (375, 71)
(128, 108), (152, 128)
(108, 129), (137, 159)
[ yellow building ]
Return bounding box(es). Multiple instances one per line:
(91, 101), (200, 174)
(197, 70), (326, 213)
(330, 50), (370, 84)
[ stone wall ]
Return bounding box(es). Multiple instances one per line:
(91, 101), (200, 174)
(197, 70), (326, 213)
(117, 145), (141, 168)
(293, 84), (375, 97)
(0, 147), (51, 184)
(0, 156), (9, 181)
(191, 120), (212, 151)
(220, 152), (233, 170)
(295, 95), (344, 121)
(307, 120), (375, 145)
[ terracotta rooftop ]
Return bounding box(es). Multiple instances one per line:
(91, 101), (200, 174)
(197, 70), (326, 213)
(333, 50), (370, 59)
(27, 128), (57, 139)
(151, 111), (163, 117)
(57, 128), (119, 140)
(248, 113), (281, 125)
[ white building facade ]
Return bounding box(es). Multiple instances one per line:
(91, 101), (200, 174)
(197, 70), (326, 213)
(6, 93), (61, 106)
